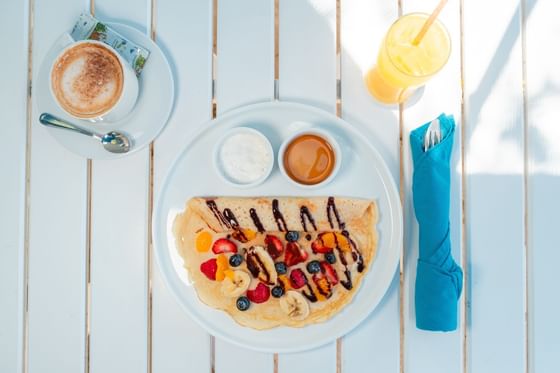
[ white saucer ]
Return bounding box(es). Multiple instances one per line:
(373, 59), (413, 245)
(36, 22), (174, 159)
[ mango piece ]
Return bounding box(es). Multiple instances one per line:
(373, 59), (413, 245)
(196, 231), (212, 252)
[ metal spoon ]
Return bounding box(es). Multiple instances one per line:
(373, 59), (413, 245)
(39, 113), (131, 154)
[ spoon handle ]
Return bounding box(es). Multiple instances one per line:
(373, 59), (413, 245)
(39, 113), (102, 141)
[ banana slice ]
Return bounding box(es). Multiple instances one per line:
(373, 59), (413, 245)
(246, 246), (278, 285)
(221, 270), (251, 297)
(279, 291), (310, 320)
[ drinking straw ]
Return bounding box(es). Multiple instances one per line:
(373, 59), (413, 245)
(412, 0), (448, 46)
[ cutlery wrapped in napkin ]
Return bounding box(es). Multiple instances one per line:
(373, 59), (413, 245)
(410, 113), (463, 332)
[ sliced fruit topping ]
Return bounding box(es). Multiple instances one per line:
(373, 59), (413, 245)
(285, 231), (299, 242)
(236, 296), (250, 311)
(311, 240), (332, 254)
(275, 262), (287, 275)
(321, 261), (339, 285)
(196, 231), (213, 252)
(280, 291), (310, 320)
(312, 273), (333, 299)
(289, 268), (307, 289)
(264, 235), (284, 259)
(325, 252), (337, 264)
(221, 270), (251, 297)
(200, 258), (218, 280)
(271, 285), (284, 298)
(306, 260), (321, 274)
(212, 238), (237, 254)
(245, 246), (278, 285)
(243, 229), (257, 241)
(215, 254), (229, 281)
(246, 282), (270, 304)
(229, 253), (243, 267)
(231, 228), (257, 243)
(278, 275), (292, 291)
(285, 242), (308, 266)
(321, 232), (352, 252)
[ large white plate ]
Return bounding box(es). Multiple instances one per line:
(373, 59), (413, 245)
(153, 101), (402, 353)
(35, 22), (174, 159)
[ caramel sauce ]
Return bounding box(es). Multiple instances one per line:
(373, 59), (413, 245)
(283, 134), (335, 185)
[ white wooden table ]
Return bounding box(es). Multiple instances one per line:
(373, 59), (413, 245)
(1, 0), (558, 372)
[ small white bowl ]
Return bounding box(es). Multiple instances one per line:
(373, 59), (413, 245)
(278, 128), (342, 189)
(213, 127), (274, 188)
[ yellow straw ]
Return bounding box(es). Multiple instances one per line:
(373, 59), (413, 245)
(412, 0), (448, 46)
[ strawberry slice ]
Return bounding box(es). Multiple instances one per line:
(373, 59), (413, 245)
(211, 238), (237, 254)
(200, 258), (218, 280)
(321, 261), (339, 285)
(285, 242), (308, 266)
(289, 268), (307, 289)
(264, 235), (284, 259)
(311, 239), (333, 254)
(312, 273), (332, 298)
(246, 282), (270, 304)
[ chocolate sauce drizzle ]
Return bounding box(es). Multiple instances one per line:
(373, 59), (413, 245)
(300, 206), (317, 232)
(272, 199), (288, 232)
(204, 197), (366, 296)
(249, 208), (265, 233)
(206, 200), (231, 228)
(327, 196), (346, 230)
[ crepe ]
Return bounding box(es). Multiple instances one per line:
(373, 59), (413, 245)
(173, 196), (378, 329)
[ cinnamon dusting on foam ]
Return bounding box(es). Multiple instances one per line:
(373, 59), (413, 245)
(51, 43), (123, 118)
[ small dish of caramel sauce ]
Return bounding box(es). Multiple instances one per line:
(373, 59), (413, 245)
(279, 129), (341, 188)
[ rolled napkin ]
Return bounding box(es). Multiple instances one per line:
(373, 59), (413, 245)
(410, 113), (463, 332)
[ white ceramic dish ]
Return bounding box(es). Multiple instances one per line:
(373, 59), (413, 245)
(277, 127), (342, 189)
(213, 127), (274, 188)
(153, 101), (402, 353)
(36, 22), (174, 159)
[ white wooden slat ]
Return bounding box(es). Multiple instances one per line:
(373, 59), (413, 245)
(400, 1), (463, 372)
(277, 0), (336, 371)
(339, 1), (400, 371)
(88, 1), (150, 372)
(216, 0), (274, 114)
(463, 0), (526, 371)
(27, 1), (89, 372)
(152, 0), (214, 371)
(278, 0), (336, 112)
(215, 0), (274, 372)
(0, 1), (29, 372)
(525, 0), (560, 370)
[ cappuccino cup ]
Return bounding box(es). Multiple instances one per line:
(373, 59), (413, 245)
(50, 39), (138, 122)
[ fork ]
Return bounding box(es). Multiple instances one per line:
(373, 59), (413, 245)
(424, 119), (441, 151)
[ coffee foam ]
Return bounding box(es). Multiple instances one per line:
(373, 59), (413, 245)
(51, 43), (123, 118)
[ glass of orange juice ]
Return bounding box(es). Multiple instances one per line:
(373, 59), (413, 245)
(365, 13), (451, 105)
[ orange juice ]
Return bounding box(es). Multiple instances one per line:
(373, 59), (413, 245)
(365, 13), (451, 104)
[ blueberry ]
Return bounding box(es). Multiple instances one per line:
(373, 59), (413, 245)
(325, 252), (336, 264)
(271, 286), (284, 298)
(229, 254), (243, 267)
(236, 296), (250, 311)
(285, 231), (299, 242)
(275, 262), (287, 275)
(306, 260), (321, 274)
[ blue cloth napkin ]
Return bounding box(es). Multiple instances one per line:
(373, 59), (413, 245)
(410, 113), (463, 332)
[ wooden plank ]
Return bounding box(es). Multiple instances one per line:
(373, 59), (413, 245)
(463, 0), (526, 371)
(525, 0), (560, 370)
(400, 1), (463, 372)
(0, 1), (29, 372)
(339, 0), (400, 371)
(214, 0), (274, 372)
(88, 2), (150, 372)
(277, 0), (336, 371)
(216, 0), (274, 114)
(27, 1), (89, 372)
(151, 0), (214, 372)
